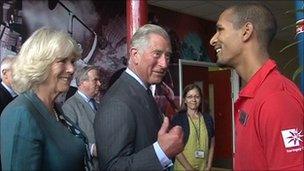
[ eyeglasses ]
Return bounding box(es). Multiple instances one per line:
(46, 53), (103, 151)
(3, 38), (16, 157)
(186, 95), (201, 99)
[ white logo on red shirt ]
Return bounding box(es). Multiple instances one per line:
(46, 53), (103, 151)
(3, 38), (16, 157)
(281, 128), (303, 148)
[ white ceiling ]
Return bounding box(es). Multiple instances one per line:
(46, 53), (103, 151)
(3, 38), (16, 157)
(148, 0), (297, 42)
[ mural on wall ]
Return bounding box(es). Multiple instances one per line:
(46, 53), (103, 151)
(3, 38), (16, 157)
(180, 32), (211, 62)
(1, 0), (127, 95)
(21, 0), (127, 94)
(0, 0), (23, 59)
(149, 6), (216, 63)
(1, 0), (215, 116)
(148, 5), (216, 116)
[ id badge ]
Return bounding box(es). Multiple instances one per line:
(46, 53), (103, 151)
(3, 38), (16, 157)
(194, 150), (204, 158)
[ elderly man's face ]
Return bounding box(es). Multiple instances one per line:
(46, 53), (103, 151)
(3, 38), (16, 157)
(80, 69), (101, 98)
(2, 68), (13, 86)
(132, 34), (171, 85)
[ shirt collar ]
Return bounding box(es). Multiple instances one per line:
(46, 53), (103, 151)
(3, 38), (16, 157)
(1, 81), (17, 97)
(239, 59), (277, 98)
(77, 90), (91, 103)
(125, 67), (149, 90)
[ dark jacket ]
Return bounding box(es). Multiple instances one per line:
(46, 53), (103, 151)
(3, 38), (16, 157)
(94, 71), (164, 170)
(1, 91), (87, 171)
(0, 83), (14, 114)
(171, 110), (215, 147)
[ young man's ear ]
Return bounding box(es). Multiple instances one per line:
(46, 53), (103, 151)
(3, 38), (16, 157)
(242, 22), (253, 42)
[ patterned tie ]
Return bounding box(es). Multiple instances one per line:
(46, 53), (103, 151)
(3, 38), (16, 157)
(146, 87), (153, 97)
(89, 98), (97, 111)
(146, 87), (164, 122)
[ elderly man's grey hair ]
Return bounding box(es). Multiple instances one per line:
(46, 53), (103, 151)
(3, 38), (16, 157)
(130, 24), (170, 54)
(0, 56), (15, 79)
(75, 65), (100, 86)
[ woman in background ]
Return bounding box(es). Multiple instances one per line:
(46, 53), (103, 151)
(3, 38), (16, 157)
(0, 28), (91, 171)
(172, 84), (215, 171)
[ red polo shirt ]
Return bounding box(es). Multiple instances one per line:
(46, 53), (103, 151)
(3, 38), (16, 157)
(234, 59), (304, 170)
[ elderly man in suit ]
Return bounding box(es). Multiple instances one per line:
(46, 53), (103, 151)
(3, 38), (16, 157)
(0, 56), (17, 171)
(0, 56), (17, 114)
(62, 65), (101, 169)
(94, 24), (184, 170)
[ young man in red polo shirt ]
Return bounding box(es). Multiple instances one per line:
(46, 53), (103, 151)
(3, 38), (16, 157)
(210, 3), (304, 170)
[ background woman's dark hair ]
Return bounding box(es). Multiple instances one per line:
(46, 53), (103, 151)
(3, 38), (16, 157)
(180, 84), (203, 112)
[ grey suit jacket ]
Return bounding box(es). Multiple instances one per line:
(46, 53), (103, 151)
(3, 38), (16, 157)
(62, 92), (96, 144)
(94, 71), (164, 171)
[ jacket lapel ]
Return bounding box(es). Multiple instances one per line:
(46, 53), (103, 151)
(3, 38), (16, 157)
(122, 72), (162, 127)
(74, 93), (95, 124)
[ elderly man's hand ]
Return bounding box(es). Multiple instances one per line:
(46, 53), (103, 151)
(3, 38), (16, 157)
(157, 117), (184, 158)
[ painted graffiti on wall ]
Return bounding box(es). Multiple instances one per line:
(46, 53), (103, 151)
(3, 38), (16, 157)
(1, 0), (215, 116)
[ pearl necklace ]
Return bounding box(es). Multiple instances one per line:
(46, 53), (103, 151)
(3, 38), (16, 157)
(53, 109), (60, 121)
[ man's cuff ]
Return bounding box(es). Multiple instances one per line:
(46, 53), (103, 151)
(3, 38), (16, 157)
(153, 142), (173, 169)
(90, 143), (96, 157)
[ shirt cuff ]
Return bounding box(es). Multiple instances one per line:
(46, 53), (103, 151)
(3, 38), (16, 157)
(90, 143), (96, 157)
(153, 142), (173, 169)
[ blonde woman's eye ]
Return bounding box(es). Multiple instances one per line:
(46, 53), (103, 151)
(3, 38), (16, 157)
(56, 58), (66, 63)
(71, 59), (76, 64)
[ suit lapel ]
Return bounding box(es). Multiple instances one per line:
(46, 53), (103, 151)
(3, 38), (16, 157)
(0, 83), (14, 100)
(121, 72), (162, 128)
(73, 93), (95, 124)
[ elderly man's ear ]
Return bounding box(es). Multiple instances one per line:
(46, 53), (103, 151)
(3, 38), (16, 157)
(130, 48), (140, 65)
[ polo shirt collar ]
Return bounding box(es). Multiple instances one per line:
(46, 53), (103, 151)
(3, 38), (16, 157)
(239, 59), (277, 98)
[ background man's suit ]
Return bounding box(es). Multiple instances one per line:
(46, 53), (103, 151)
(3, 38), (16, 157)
(62, 92), (96, 144)
(0, 83), (14, 114)
(62, 91), (98, 170)
(0, 82), (14, 171)
(94, 71), (164, 170)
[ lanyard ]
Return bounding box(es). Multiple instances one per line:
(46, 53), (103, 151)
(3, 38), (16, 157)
(188, 113), (201, 148)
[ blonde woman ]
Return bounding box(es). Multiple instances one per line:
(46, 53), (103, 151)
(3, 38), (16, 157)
(1, 28), (92, 170)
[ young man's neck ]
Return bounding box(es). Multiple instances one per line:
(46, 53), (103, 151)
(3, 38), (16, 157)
(236, 49), (269, 83)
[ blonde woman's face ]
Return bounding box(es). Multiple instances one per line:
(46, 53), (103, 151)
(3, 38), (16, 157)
(185, 88), (201, 111)
(45, 56), (76, 94)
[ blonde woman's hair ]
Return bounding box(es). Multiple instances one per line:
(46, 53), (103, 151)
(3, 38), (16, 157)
(12, 27), (82, 93)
